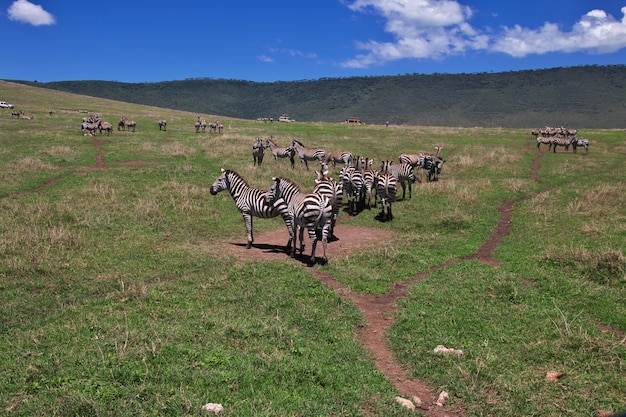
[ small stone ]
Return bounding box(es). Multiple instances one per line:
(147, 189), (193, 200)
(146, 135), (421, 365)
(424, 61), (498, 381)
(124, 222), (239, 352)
(202, 403), (224, 414)
(394, 396), (415, 410)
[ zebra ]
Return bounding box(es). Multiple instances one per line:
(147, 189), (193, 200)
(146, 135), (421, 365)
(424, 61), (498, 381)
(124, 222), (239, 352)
(119, 116), (136, 132)
(81, 121), (99, 136)
(265, 137), (295, 168)
(418, 154), (444, 182)
(536, 136), (553, 152)
(158, 120), (167, 131)
(289, 140), (326, 170)
(11, 110), (24, 118)
(551, 135), (574, 153)
(209, 168), (291, 250)
(571, 137), (590, 154)
(355, 156), (378, 207)
(252, 137), (265, 166)
(209, 120), (223, 133)
(376, 172), (397, 221)
(339, 165), (364, 216)
(313, 168), (343, 239)
(323, 150), (353, 171)
(98, 120), (113, 136)
(265, 176), (333, 265)
(380, 160), (416, 199)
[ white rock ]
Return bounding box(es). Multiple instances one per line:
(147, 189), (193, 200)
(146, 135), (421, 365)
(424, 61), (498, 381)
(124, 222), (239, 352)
(202, 403), (224, 414)
(394, 396), (415, 410)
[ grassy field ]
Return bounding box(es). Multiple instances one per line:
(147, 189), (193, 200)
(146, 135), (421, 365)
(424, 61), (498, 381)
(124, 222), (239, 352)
(0, 80), (625, 416)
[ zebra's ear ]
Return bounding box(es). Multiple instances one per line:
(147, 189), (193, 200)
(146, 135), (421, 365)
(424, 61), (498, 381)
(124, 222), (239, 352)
(221, 168), (225, 173)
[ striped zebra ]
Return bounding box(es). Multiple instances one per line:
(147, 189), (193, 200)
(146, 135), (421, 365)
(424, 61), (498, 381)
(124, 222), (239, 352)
(289, 140), (326, 170)
(323, 150), (353, 171)
(252, 137), (265, 166)
(355, 156), (378, 207)
(265, 137), (295, 168)
(536, 136), (553, 151)
(376, 172), (397, 221)
(313, 169), (343, 239)
(551, 135), (574, 153)
(209, 168), (291, 250)
(380, 160), (416, 200)
(571, 137), (590, 154)
(158, 120), (167, 131)
(339, 165), (364, 216)
(265, 177), (333, 265)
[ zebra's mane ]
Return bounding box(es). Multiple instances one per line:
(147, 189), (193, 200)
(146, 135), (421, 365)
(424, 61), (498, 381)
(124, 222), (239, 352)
(292, 140), (304, 146)
(274, 176), (302, 191)
(223, 169), (249, 186)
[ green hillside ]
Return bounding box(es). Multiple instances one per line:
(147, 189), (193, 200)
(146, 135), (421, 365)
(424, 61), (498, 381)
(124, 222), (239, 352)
(7, 65), (626, 128)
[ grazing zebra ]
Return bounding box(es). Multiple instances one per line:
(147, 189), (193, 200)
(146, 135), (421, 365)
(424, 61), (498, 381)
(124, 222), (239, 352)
(265, 176), (333, 265)
(118, 117), (136, 132)
(265, 137), (295, 168)
(81, 121), (99, 136)
(376, 172), (397, 221)
(98, 120), (113, 136)
(323, 150), (353, 171)
(571, 137), (590, 154)
(536, 136), (553, 152)
(209, 168), (291, 250)
(313, 168), (343, 239)
(289, 140), (326, 170)
(551, 135), (574, 153)
(252, 137), (265, 166)
(339, 165), (364, 216)
(380, 160), (416, 199)
(158, 120), (167, 131)
(418, 154), (444, 182)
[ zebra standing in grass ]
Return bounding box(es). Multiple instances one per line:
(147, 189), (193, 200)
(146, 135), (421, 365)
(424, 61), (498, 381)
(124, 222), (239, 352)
(158, 120), (167, 131)
(323, 150), (353, 171)
(571, 137), (590, 154)
(380, 160), (416, 200)
(265, 177), (333, 265)
(356, 156), (378, 208)
(289, 140), (326, 170)
(252, 137), (266, 166)
(265, 137), (295, 168)
(376, 172), (397, 221)
(536, 136), (553, 152)
(340, 165), (364, 216)
(209, 168), (291, 250)
(551, 135), (574, 153)
(313, 166), (343, 239)
(98, 120), (113, 136)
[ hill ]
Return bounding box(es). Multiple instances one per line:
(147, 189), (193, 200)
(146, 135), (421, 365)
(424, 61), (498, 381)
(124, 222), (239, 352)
(7, 65), (626, 128)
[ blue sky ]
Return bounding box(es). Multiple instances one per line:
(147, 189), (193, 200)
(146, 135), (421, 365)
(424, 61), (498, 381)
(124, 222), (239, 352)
(2, 0), (626, 83)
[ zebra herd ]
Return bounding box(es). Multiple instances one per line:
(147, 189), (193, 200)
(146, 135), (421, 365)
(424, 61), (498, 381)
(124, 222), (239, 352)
(195, 117), (224, 133)
(532, 126), (590, 154)
(210, 138), (446, 265)
(80, 115), (113, 136)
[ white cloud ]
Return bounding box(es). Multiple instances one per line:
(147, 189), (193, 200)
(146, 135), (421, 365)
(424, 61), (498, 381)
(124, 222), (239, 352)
(258, 55), (274, 63)
(493, 6), (626, 56)
(7, 0), (55, 26)
(341, 1), (626, 68)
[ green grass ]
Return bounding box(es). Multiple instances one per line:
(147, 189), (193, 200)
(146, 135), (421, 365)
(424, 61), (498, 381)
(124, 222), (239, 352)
(1, 80), (625, 416)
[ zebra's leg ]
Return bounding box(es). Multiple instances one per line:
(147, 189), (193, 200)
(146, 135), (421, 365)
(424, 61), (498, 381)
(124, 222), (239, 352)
(307, 228), (318, 265)
(243, 213), (254, 249)
(298, 225), (306, 255)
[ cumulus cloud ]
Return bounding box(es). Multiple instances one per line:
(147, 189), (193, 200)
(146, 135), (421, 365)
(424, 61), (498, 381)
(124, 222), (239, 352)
(341, 0), (626, 68)
(7, 0), (55, 26)
(493, 6), (626, 56)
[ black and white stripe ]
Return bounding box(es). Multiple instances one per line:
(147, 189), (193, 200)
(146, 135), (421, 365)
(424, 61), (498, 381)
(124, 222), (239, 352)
(209, 168), (290, 249)
(551, 135), (574, 153)
(380, 160), (416, 199)
(340, 165), (364, 215)
(265, 177), (333, 264)
(289, 140), (326, 170)
(571, 137), (590, 154)
(376, 172), (397, 221)
(313, 170), (343, 239)
(265, 137), (295, 168)
(252, 137), (265, 166)
(324, 150), (353, 171)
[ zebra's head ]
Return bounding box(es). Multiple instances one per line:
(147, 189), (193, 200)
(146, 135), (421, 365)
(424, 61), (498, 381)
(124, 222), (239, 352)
(210, 168), (228, 195)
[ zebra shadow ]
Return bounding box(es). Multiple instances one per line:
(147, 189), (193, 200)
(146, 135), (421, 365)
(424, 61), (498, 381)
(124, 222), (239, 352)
(230, 241), (330, 266)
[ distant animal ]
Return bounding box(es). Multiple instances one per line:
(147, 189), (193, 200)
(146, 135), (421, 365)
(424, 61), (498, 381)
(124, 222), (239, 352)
(536, 136), (553, 152)
(158, 120), (167, 131)
(209, 120), (223, 133)
(209, 168), (291, 250)
(571, 137), (590, 154)
(98, 121), (113, 136)
(81, 121), (99, 135)
(11, 110), (24, 118)
(265, 176), (333, 265)
(380, 160), (416, 199)
(265, 137), (295, 168)
(323, 150), (353, 171)
(289, 140), (326, 170)
(551, 135), (574, 153)
(252, 137), (265, 166)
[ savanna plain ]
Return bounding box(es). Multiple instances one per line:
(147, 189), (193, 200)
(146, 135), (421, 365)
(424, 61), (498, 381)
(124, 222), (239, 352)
(0, 80), (625, 417)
